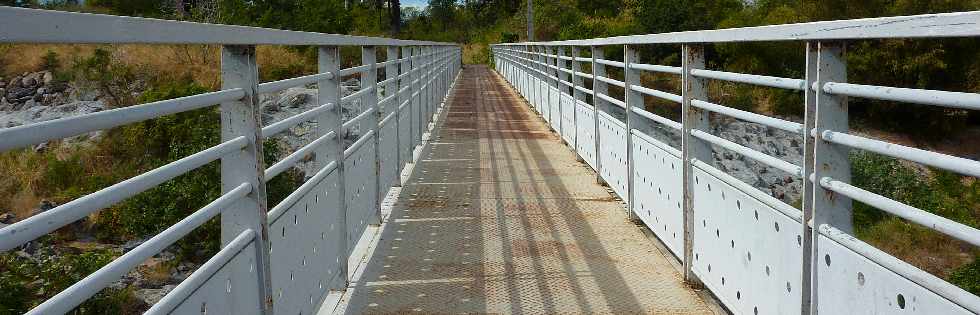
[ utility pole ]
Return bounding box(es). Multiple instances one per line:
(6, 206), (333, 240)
(526, 0), (534, 41)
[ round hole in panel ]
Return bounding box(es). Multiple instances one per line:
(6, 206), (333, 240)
(737, 291), (741, 299)
(722, 277), (726, 285)
(736, 200), (741, 209)
(730, 240), (735, 248)
(201, 302), (207, 314)
(857, 272), (866, 286)
(825, 254), (832, 266)
(754, 210), (759, 220)
(786, 281), (792, 292)
(797, 235), (802, 246)
(765, 265), (770, 276)
(774, 222), (780, 232)
(716, 229), (720, 237)
(747, 251), (752, 261)
(754, 306), (758, 315)
(708, 264), (712, 272)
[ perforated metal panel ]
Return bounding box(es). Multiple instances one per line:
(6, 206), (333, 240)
(575, 101), (597, 170)
(632, 130), (685, 259)
(549, 86), (561, 132)
(398, 109), (413, 170)
(816, 235), (973, 314)
(170, 240), (261, 315)
(597, 113), (628, 199)
(379, 120), (399, 194)
(691, 165), (804, 315)
(268, 168), (343, 315)
(345, 137), (378, 247)
(560, 93), (576, 145)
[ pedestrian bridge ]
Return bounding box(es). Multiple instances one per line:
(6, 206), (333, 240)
(1, 7), (980, 315)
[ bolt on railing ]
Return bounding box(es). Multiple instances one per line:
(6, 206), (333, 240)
(0, 7), (461, 315)
(492, 9), (980, 315)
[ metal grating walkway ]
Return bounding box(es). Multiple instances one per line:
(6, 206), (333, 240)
(340, 65), (716, 314)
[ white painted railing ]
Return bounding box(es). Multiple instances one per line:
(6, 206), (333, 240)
(0, 7), (461, 315)
(492, 10), (980, 315)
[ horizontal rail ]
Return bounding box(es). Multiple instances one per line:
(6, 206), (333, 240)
(819, 177), (980, 247)
(595, 58), (625, 68)
(337, 64), (374, 77)
(344, 130), (375, 159)
(632, 107), (682, 130)
(633, 129), (682, 156)
(594, 75), (626, 88)
(0, 136), (248, 251)
(265, 130), (336, 180)
(145, 229), (257, 315)
(631, 63), (682, 75)
(821, 82), (980, 110)
(0, 89), (244, 152)
(693, 159), (803, 222)
(819, 225), (980, 314)
(574, 85), (594, 95)
(495, 10), (980, 46)
(379, 111), (397, 128)
(596, 92), (627, 109)
(262, 103), (336, 138)
(257, 72), (334, 94)
(268, 161), (337, 223)
(691, 129), (802, 176)
(631, 85), (683, 103)
(692, 69), (804, 90)
(340, 85), (376, 102)
(0, 7), (454, 46)
(821, 130), (980, 178)
(691, 100), (803, 133)
(27, 183), (252, 315)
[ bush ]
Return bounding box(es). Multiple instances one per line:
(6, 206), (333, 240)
(0, 247), (137, 314)
(71, 48), (142, 108)
(949, 257), (980, 296)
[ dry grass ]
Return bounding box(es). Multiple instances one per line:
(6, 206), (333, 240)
(0, 150), (45, 220)
(0, 44), (312, 89)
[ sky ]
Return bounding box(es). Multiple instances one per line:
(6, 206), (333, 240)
(402, 0), (428, 8)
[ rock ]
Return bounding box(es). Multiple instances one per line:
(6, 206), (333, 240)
(6, 86), (34, 101)
(0, 79), (5, 88)
(33, 141), (48, 152)
(42, 71), (54, 85)
(135, 285), (176, 306)
(0, 212), (13, 223)
(21, 75), (38, 88)
(32, 200), (57, 216)
(122, 238), (147, 252)
(10, 75), (23, 88)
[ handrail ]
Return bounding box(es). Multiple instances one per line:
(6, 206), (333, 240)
(0, 89), (244, 152)
(495, 10), (980, 46)
(0, 7), (455, 46)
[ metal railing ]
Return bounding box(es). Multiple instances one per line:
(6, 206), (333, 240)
(492, 10), (980, 315)
(0, 7), (460, 315)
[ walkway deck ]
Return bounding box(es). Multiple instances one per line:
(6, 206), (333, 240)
(341, 65), (716, 314)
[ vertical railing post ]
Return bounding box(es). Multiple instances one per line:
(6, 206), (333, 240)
(412, 46), (422, 147)
(219, 45), (274, 314)
(316, 45), (348, 290)
(681, 44), (709, 287)
(547, 46), (557, 131)
(591, 45), (607, 185)
(571, 46), (584, 156)
(803, 41), (851, 315)
(362, 46), (382, 225)
(386, 46), (401, 184)
(624, 44), (641, 222)
(400, 46), (412, 171)
(556, 46), (569, 145)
